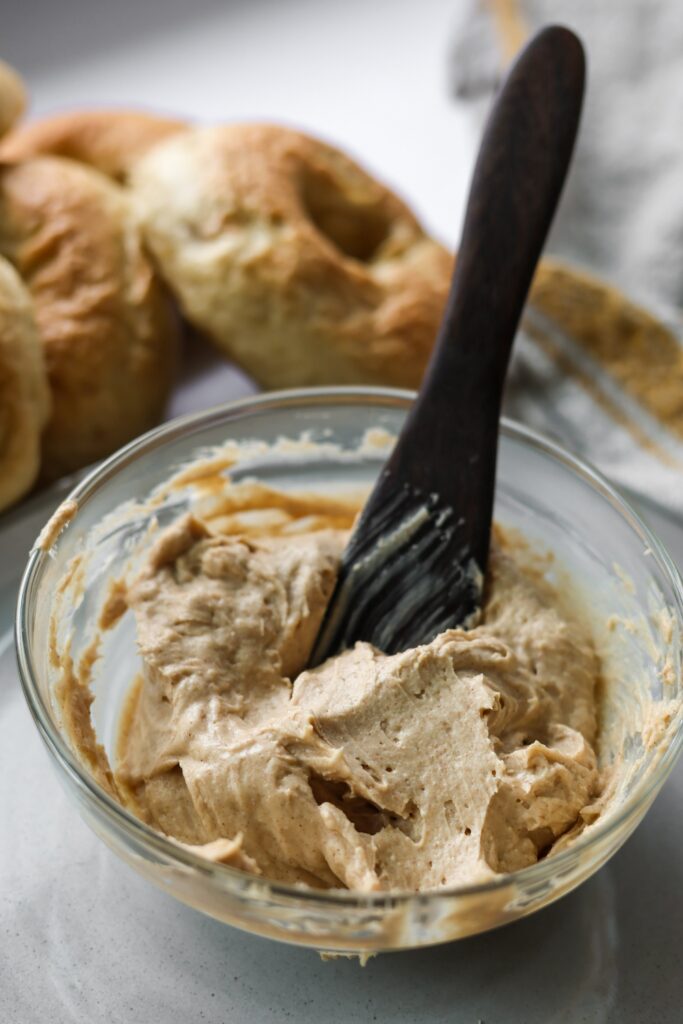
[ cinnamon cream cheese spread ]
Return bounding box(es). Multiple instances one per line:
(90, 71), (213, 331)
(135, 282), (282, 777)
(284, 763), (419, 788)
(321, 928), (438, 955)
(108, 485), (603, 893)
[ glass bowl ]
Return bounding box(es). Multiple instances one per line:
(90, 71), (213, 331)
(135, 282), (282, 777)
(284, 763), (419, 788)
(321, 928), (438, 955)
(15, 387), (683, 955)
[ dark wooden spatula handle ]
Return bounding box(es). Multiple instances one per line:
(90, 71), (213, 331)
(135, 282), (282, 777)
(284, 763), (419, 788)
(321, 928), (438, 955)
(310, 26), (585, 663)
(378, 25), (585, 571)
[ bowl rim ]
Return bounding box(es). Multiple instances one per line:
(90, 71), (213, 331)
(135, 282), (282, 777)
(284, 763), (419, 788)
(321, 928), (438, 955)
(15, 385), (683, 909)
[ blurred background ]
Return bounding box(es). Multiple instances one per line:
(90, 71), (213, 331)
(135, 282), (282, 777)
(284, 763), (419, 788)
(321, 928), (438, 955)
(5, 0), (474, 245)
(7, 0), (682, 516)
(7, 0), (683, 313)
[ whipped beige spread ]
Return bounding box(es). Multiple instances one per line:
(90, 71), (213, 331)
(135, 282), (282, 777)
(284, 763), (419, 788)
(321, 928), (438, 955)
(108, 484), (603, 893)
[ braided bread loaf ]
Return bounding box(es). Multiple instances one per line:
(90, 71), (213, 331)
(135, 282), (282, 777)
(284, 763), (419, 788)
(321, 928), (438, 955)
(0, 77), (454, 507)
(3, 112), (453, 390)
(129, 123), (453, 389)
(0, 76), (181, 506)
(0, 62), (49, 510)
(0, 108), (185, 182)
(0, 255), (49, 510)
(0, 155), (180, 482)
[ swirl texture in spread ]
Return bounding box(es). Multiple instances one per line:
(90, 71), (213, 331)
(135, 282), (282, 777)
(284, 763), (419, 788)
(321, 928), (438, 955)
(113, 497), (602, 892)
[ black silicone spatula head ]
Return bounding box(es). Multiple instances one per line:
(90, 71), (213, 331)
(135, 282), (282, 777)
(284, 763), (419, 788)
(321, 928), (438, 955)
(309, 25), (586, 665)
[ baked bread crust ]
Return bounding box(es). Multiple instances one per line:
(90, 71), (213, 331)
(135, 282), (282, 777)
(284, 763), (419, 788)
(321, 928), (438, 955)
(130, 123), (453, 388)
(0, 60), (26, 139)
(0, 109), (186, 182)
(0, 256), (50, 510)
(0, 156), (179, 480)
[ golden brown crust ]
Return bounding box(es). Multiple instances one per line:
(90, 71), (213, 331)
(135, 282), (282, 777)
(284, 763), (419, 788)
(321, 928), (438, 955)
(0, 109), (187, 182)
(130, 123), (453, 389)
(0, 61), (27, 139)
(0, 256), (50, 510)
(0, 156), (179, 480)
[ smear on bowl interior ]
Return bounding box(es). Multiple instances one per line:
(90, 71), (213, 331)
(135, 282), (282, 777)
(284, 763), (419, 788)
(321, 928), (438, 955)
(47, 432), (626, 894)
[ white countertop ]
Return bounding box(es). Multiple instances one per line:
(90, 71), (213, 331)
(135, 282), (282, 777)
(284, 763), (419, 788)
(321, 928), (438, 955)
(2, 1), (682, 1020)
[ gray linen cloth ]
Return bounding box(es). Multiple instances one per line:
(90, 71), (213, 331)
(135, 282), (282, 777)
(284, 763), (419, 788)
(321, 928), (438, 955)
(451, 0), (683, 516)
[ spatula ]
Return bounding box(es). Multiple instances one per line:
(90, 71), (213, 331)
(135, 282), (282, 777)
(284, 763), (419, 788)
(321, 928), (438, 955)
(309, 25), (585, 664)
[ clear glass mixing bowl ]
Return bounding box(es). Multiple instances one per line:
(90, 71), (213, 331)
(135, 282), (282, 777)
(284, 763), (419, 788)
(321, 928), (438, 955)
(15, 388), (683, 954)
